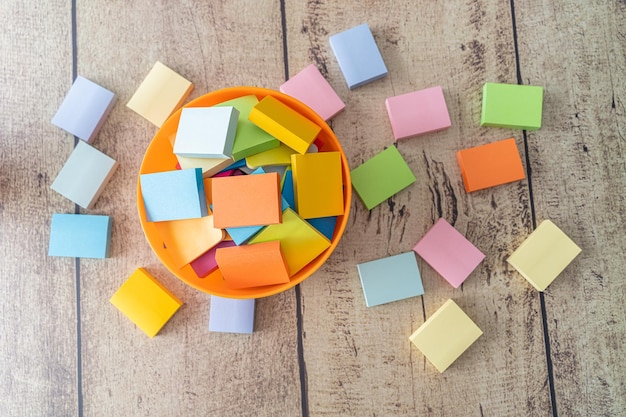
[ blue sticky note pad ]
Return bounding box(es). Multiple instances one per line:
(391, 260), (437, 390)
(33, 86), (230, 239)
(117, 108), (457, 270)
(51, 76), (116, 143)
(282, 169), (295, 208)
(209, 296), (255, 334)
(357, 252), (424, 307)
(307, 216), (337, 240)
(48, 213), (112, 259)
(140, 168), (207, 222)
(329, 23), (388, 89)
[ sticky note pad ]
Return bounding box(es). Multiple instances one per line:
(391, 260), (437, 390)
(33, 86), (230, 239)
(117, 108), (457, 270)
(456, 138), (525, 192)
(409, 299), (482, 373)
(190, 240), (237, 278)
(246, 143), (297, 168)
(51, 141), (119, 209)
(249, 208), (330, 275)
(481, 83), (544, 130)
(385, 86), (451, 140)
(176, 155), (233, 178)
(507, 220), (581, 291)
(350, 146), (416, 210)
(413, 218), (485, 288)
(215, 95), (280, 161)
(209, 296), (255, 334)
(140, 168), (207, 222)
(110, 268), (182, 338)
(51, 76), (116, 143)
(291, 152), (344, 219)
(329, 23), (388, 89)
(280, 64), (345, 120)
(357, 252), (424, 307)
(48, 213), (112, 258)
(173, 107), (239, 158)
(306, 216), (337, 240)
(212, 172), (281, 228)
(127, 61), (194, 127)
(216, 240), (290, 289)
(281, 168), (295, 208)
(249, 95), (321, 155)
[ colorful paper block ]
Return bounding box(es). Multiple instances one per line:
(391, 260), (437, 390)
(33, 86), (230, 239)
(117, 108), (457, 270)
(140, 168), (207, 222)
(173, 107), (239, 158)
(215, 95), (280, 161)
(110, 268), (182, 338)
(225, 195), (291, 245)
(281, 168), (295, 208)
(306, 216), (337, 240)
(51, 141), (119, 209)
(413, 218), (485, 288)
(357, 252), (424, 307)
(246, 143), (297, 168)
(126, 61), (194, 127)
(291, 152), (344, 219)
(249, 95), (321, 154)
(215, 240), (290, 289)
(409, 299), (482, 373)
(51, 76), (116, 143)
(249, 208), (331, 275)
(176, 155), (233, 178)
(456, 138), (525, 192)
(385, 86), (451, 140)
(350, 146), (416, 210)
(280, 64), (345, 120)
(329, 23), (388, 89)
(212, 172), (281, 228)
(48, 213), (112, 258)
(507, 220), (581, 291)
(190, 240), (237, 278)
(208, 296), (255, 334)
(481, 83), (544, 130)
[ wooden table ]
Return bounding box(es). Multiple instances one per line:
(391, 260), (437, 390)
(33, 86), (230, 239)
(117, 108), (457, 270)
(1, 1), (624, 416)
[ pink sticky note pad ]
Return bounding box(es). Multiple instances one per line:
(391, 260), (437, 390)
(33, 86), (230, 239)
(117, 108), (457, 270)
(280, 64), (345, 121)
(190, 240), (237, 278)
(385, 86), (451, 140)
(413, 218), (485, 288)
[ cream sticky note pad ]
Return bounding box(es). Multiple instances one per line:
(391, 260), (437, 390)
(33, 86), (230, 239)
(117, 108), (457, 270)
(507, 220), (581, 291)
(409, 299), (482, 373)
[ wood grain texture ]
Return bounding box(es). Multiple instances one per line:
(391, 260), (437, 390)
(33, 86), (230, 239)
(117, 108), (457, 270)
(514, 1), (626, 415)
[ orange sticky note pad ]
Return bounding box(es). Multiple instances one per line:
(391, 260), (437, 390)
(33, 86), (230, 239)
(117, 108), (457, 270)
(291, 152), (344, 219)
(456, 138), (525, 192)
(215, 240), (290, 289)
(212, 172), (281, 228)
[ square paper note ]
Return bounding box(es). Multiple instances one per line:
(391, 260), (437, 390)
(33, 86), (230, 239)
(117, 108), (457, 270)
(413, 218), (485, 288)
(173, 106), (239, 159)
(481, 83), (543, 130)
(385, 86), (451, 140)
(209, 296), (255, 334)
(48, 213), (112, 259)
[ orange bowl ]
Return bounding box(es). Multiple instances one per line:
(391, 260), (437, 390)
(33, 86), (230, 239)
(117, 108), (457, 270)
(137, 87), (352, 298)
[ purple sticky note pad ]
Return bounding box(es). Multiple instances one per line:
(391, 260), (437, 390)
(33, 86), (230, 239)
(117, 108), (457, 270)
(190, 240), (237, 277)
(413, 218), (485, 288)
(208, 296), (255, 334)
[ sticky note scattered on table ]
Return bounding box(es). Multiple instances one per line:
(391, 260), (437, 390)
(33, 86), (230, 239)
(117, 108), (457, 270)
(481, 83), (544, 130)
(507, 220), (581, 291)
(385, 86), (451, 140)
(409, 299), (482, 373)
(209, 296), (255, 334)
(329, 23), (388, 89)
(140, 168), (207, 222)
(51, 141), (119, 209)
(173, 107), (239, 158)
(456, 138), (525, 192)
(190, 240), (237, 278)
(48, 213), (112, 259)
(351, 146), (416, 210)
(413, 218), (485, 288)
(357, 252), (424, 307)
(291, 152), (344, 219)
(280, 64), (345, 121)
(110, 268), (182, 338)
(126, 61), (193, 127)
(51, 76), (116, 143)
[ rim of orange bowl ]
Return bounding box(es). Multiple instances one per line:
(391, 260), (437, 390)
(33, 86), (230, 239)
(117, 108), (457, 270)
(137, 86), (352, 298)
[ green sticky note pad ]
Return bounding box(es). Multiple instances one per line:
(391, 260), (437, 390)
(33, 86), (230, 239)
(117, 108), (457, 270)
(480, 83), (543, 130)
(351, 146), (416, 210)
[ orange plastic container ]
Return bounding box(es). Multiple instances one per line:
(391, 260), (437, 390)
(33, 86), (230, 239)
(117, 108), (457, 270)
(137, 87), (352, 298)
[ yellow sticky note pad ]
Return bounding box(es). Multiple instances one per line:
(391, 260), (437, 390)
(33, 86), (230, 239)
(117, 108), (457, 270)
(507, 220), (581, 291)
(246, 143), (297, 169)
(409, 299), (482, 373)
(291, 152), (344, 219)
(127, 61), (194, 127)
(110, 268), (183, 338)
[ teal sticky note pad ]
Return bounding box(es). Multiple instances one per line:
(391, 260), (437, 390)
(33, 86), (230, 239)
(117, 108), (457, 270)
(282, 169), (295, 208)
(49, 213), (112, 259)
(480, 83), (543, 130)
(357, 252), (424, 307)
(307, 216), (337, 240)
(351, 146), (416, 210)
